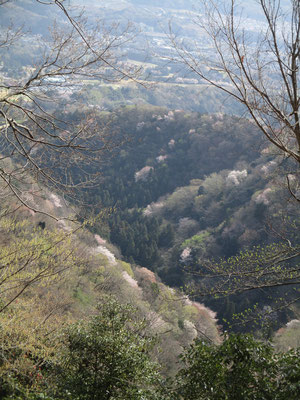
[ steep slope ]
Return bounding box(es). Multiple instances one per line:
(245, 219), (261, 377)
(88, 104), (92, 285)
(0, 182), (221, 381)
(78, 105), (299, 330)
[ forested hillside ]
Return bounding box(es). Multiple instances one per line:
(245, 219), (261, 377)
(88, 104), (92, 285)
(1, 103), (298, 397)
(76, 105), (299, 329)
(0, 0), (300, 398)
(0, 186), (222, 396)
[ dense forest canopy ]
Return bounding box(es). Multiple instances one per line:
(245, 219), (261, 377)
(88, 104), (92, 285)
(0, 0), (299, 399)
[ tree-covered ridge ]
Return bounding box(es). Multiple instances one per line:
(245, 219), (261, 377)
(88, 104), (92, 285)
(0, 0), (299, 397)
(76, 105), (299, 329)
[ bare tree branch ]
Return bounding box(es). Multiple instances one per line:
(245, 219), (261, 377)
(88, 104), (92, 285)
(0, 0), (140, 217)
(169, 0), (300, 166)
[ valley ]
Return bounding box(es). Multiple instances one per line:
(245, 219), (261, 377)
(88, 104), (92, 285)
(0, 0), (299, 398)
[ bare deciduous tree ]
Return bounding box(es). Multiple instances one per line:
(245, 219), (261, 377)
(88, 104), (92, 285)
(0, 0), (140, 217)
(169, 0), (299, 198)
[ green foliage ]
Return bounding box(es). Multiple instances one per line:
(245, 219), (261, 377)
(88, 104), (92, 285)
(120, 261), (134, 277)
(202, 172), (225, 198)
(53, 297), (162, 400)
(73, 287), (92, 306)
(109, 209), (161, 268)
(0, 218), (80, 313)
(195, 242), (300, 297)
(182, 231), (210, 250)
(183, 305), (198, 320)
(173, 334), (300, 400)
(164, 185), (199, 216)
(274, 320), (300, 351)
(158, 224), (175, 248)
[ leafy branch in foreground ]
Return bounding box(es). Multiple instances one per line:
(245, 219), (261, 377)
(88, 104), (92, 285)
(185, 242), (300, 297)
(172, 334), (300, 400)
(51, 297), (162, 400)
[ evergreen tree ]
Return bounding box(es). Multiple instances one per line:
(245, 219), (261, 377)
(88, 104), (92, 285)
(53, 298), (161, 400)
